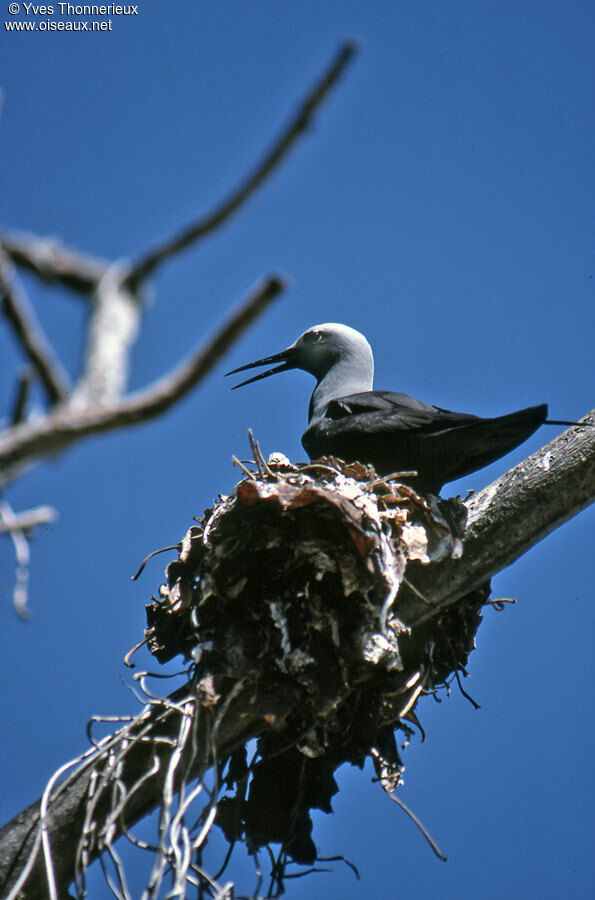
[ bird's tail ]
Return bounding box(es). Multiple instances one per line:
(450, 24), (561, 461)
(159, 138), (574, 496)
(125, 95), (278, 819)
(545, 419), (592, 427)
(434, 404), (548, 487)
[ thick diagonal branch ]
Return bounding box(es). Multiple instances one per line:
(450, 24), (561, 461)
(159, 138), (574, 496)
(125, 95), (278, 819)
(1, 43), (356, 301)
(125, 41), (357, 289)
(0, 275), (285, 487)
(401, 410), (595, 627)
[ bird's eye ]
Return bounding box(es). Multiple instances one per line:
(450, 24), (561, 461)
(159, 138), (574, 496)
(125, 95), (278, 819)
(304, 331), (322, 344)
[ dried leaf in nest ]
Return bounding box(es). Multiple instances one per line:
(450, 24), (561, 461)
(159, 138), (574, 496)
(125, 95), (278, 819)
(143, 452), (488, 865)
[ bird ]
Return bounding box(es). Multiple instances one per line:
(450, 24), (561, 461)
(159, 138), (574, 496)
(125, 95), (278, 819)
(226, 323), (575, 494)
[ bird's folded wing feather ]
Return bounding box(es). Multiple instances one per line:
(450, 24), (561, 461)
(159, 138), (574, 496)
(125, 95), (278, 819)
(324, 391), (481, 432)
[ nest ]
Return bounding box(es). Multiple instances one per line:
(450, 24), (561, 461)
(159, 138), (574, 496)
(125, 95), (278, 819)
(144, 448), (489, 867)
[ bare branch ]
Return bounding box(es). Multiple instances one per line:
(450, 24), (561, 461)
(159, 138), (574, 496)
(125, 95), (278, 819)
(0, 275), (285, 486)
(0, 45), (352, 493)
(0, 41), (356, 301)
(0, 232), (107, 295)
(0, 250), (71, 404)
(10, 368), (34, 425)
(0, 500), (57, 618)
(402, 409), (595, 627)
(120, 274), (286, 414)
(125, 41), (357, 289)
(0, 504), (57, 534)
(67, 264), (143, 409)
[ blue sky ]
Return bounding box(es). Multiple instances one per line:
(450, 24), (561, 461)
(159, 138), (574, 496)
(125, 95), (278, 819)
(1, 2), (593, 897)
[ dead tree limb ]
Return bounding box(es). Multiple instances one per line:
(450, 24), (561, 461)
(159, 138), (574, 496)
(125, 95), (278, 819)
(66, 263), (143, 410)
(0, 276), (285, 487)
(0, 41), (356, 299)
(0, 504), (57, 534)
(0, 41), (357, 497)
(403, 409), (595, 626)
(0, 231), (108, 295)
(125, 41), (357, 289)
(10, 368), (34, 426)
(0, 417), (592, 898)
(0, 250), (71, 403)
(0, 500), (58, 618)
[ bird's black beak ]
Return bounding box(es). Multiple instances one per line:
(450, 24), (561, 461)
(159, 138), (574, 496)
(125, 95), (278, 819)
(226, 346), (298, 389)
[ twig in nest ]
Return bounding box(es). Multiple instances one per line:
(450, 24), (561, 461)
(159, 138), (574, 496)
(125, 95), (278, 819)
(247, 429), (275, 479)
(132, 545), (179, 581)
(232, 456), (257, 479)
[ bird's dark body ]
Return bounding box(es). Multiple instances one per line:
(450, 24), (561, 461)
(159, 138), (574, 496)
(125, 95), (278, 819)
(302, 391), (548, 493)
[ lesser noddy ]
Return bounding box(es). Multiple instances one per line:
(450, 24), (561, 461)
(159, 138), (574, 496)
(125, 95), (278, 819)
(227, 323), (576, 494)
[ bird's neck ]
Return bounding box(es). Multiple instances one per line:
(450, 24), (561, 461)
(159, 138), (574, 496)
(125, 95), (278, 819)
(308, 359), (373, 421)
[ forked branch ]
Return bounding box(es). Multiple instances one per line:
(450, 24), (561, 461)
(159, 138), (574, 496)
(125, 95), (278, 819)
(0, 232), (108, 295)
(0, 42), (357, 492)
(0, 275), (285, 487)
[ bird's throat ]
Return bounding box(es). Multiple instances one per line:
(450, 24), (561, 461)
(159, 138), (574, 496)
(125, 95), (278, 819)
(309, 362), (373, 422)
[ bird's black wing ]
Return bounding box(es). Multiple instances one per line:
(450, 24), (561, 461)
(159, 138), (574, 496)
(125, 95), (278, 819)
(324, 391), (481, 432)
(303, 390), (547, 492)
